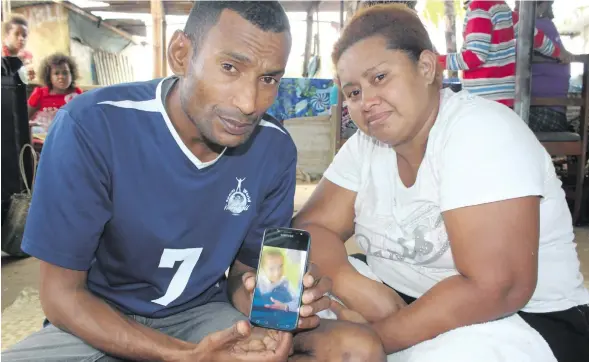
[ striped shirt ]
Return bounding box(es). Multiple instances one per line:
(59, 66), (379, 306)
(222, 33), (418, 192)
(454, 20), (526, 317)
(439, 1), (562, 108)
(439, 0), (517, 107)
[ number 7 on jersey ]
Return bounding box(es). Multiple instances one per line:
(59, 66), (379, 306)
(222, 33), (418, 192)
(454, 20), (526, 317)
(151, 248), (203, 306)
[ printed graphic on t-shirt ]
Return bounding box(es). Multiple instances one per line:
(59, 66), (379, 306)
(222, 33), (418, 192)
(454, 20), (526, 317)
(355, 203), (450, 266)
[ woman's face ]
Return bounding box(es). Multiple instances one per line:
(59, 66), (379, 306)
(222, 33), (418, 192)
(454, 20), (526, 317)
(50, 63), (72, 92)
(336, 35), (437, 146)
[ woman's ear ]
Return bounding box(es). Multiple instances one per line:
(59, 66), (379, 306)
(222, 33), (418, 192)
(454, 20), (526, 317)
(167, 30), (192, 77)
(418, 50), (438, 86)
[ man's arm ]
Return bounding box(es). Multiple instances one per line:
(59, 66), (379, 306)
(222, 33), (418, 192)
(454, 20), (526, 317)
(40, 262), (194, 361)
(371, 197), (540, 353)
(22, 111), (199, 362)
(439, 3), (492, 71)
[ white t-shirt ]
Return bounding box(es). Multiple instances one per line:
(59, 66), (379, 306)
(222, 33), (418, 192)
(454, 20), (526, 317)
(324, 89), (589, 313)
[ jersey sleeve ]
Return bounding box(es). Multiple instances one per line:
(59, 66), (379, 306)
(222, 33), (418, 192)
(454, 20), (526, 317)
(323, 131), (364, 192)
(236, 151), (297, 268)
(439, 100), (545, 212)
(21, 110), (113, 270)
(27, 87), (42, 108)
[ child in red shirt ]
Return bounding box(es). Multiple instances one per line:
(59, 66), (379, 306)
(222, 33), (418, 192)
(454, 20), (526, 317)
(28, 53), (82, 140)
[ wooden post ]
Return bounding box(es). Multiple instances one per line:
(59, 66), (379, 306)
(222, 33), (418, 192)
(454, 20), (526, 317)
(514, 0), (536, 123)
(302, 4), (314, 78)
(151, 0), (165, 78)
(444, 0), (458, 78)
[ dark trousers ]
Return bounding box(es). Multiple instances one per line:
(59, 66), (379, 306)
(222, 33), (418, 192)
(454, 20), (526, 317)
(349, 254), (589, 362)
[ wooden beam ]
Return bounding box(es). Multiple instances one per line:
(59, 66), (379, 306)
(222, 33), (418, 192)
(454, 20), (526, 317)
(302, 3), (315, 77)
(151, 0), (165, 78)
(56, 1), (137, 44)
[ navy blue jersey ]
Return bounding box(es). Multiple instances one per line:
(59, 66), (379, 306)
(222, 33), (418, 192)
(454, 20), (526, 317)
(22, 78), (297, 317)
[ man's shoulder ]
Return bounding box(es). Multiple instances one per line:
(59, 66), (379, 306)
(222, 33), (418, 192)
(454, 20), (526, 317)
(246, 113), (297, 162)
(61, 79), (161, 122)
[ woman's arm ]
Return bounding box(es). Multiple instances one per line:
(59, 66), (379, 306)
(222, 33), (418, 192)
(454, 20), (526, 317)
(371, 196), (540, 353)
(293, 179), (406, 322)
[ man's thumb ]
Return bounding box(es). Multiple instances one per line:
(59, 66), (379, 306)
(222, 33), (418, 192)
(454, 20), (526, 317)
(242, 272), (256, 292)
(209, 321), (250, 348)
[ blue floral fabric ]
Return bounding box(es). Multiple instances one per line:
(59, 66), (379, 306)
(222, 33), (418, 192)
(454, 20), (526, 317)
(267, 78), (334, 121)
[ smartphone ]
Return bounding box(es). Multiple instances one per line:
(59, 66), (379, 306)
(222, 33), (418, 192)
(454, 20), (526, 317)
(249, 227), (311, 331)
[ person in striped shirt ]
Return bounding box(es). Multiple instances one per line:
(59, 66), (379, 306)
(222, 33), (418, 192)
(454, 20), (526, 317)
(439, 0), (568, 108)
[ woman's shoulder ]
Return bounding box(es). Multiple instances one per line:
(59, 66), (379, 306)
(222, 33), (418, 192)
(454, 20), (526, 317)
(437, 90), (527, 138)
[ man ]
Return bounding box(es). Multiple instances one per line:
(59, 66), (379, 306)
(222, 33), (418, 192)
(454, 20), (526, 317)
(2, 2), (384, 361)
(438, 0), (568, 108)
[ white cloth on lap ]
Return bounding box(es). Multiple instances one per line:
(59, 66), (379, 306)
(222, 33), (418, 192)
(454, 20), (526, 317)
(319, 256), (556, 362)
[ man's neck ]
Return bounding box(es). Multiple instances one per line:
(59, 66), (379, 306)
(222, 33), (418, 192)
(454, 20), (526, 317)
(165, 79), (224, 162)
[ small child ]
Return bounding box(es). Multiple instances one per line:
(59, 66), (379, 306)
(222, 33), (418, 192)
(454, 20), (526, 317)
(2, 15), (34, 81)
(255, 249), (300, 312)
(28, 53), (82, 140)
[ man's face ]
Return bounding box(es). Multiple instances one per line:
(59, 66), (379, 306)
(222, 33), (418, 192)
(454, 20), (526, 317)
(177, 10), (291, 148)
(6, 24), (28, 52)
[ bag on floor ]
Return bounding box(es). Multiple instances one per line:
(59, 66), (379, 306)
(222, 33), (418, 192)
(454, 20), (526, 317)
(1, 144), (37, 257)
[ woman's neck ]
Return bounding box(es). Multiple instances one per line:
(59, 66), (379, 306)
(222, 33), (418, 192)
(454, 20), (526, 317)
(393, 89), (441, 168)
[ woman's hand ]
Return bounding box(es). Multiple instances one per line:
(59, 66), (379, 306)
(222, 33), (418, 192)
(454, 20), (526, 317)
(329, 300), (369, 324)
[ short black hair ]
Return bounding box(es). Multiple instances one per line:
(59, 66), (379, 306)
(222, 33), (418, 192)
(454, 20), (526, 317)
(39, 53), (79, 90)
(3, 14), (28, 35)
(183, 1), (290, 54)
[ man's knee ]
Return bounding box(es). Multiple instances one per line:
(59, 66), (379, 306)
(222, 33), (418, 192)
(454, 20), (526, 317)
(298, 320), (386, 362)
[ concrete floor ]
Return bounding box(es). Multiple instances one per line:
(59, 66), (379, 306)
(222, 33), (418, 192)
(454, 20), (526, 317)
(1, 184), (588, 350)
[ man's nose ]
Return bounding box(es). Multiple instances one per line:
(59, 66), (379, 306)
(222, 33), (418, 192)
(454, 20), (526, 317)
(232, 83), (257, 116)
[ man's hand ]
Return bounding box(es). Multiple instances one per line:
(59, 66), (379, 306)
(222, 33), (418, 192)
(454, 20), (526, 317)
(242, 262), (333, 329)
(329, 300), (369, 325)
(172, 321), (292, 362)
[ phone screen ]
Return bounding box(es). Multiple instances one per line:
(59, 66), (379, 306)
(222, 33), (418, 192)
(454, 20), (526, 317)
(249, 227), (310, 331)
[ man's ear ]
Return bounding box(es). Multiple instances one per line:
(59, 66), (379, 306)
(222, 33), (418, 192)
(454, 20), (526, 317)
(417, 50), (438, 86)
(168, 30), (192, 77)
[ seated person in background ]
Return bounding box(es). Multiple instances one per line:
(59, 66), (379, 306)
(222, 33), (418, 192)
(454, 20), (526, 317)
(522, 1), (572, 133)
(2, 14), (34, 81)
(294, 4), (589, 362)
(439, 0), (568, 108)
(27, 53), (82, 140)
(2, 2), (384, 361)
(255, 249), (299, 312)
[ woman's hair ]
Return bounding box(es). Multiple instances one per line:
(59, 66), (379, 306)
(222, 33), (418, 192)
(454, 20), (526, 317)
(38, 53), (79, 89)
(3, 14), (28, 35)
(332, 4), (434, 65)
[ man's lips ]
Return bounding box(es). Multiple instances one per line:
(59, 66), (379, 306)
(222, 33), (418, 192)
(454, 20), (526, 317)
(366, 111), (392, 125)
(219, 116), (254, 135)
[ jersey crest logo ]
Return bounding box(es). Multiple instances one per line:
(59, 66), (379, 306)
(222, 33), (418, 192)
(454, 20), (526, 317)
(225, 177), (251, 215)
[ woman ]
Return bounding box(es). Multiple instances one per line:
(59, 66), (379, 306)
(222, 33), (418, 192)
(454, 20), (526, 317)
(294, 4), (589, 361)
